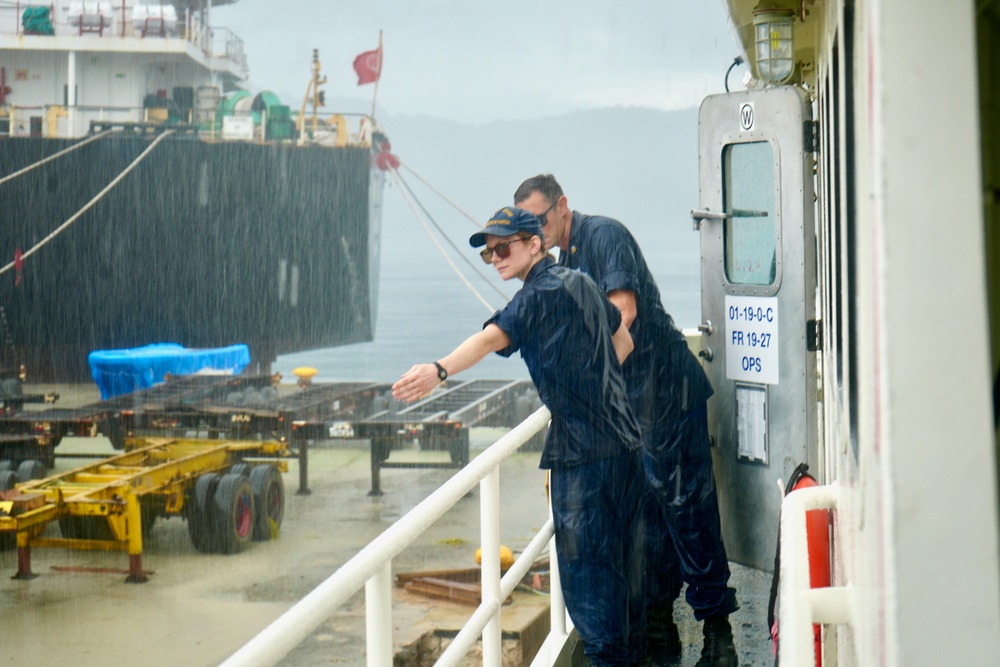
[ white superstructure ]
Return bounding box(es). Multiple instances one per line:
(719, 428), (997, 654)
(0, 0), (246, 137)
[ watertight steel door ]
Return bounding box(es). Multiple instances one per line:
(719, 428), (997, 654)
(693, 87), (817, 570)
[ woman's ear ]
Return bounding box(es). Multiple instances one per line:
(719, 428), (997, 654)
(532, 236), (543, 254)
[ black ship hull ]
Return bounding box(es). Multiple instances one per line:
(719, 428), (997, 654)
(0, 133), (384, 380)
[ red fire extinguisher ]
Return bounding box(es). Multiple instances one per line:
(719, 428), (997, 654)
(768, 463), (830, 666)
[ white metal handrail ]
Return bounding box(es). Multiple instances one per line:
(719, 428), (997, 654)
(437, 513), (554, 666)
(220, 405), (557, 667)
(778, 482), (852, 666)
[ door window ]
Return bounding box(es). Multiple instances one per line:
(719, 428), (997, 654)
(723, 142), (777, 286)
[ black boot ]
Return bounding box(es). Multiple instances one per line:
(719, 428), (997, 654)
(645, 601), (682, 666)
(694, 615), (738, 667)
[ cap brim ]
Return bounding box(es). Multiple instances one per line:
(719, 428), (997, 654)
(469, 224), (521, 248)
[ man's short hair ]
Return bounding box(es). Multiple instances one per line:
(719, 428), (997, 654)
(514, 174), (564, 206)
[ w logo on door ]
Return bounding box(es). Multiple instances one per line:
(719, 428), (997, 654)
(740, 103), (755, 131)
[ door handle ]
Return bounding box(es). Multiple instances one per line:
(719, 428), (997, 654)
(699, 347), (714, 362)
(690, 208), (770, 229)
(690, 208), (731, 230)
(698, 320), (715, 335)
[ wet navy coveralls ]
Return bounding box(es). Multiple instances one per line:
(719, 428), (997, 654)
(487, 255), (646, 666)
(560, 211), (738, 621)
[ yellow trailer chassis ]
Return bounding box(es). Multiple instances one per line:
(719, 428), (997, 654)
(0, 437), (289, 583)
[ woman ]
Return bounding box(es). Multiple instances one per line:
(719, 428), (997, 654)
(393, 206), (647, 666)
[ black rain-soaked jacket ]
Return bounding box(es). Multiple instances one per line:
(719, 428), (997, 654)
(486, 256), (641, 469)
(560, 212), (714, 461)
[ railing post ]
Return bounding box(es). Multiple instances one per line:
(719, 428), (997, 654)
(365, 561), (393, 667)
(778, 483), (849, 667)
(480, 467), (502, 667)
(219, 407), (553, 667)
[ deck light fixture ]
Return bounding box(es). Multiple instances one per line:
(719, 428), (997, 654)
(752, 6), (796, 84)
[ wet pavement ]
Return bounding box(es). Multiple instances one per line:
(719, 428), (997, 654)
(0, 385), (775, 666)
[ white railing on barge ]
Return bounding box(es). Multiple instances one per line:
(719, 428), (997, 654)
(220, 406), (574, 667)
(0, 2), (246, 72)
(0, 103), (374, 147)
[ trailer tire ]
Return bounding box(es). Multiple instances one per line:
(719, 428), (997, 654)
(103, 420), (126, 451)
(213, 473), (254, 554)
(229, 463), (251, 477)
(188, 472), (220, 553)
(249, 465), (284, 541)
(16, 459), (46, 483)
(0, 469), (15, 551)
(0, 470), (12, 550)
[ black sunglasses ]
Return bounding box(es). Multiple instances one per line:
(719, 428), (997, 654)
(479, 237), (528, 263)
(536, 200), (558, 224)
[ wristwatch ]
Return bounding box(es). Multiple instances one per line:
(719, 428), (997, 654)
(433, 361), (448, 382)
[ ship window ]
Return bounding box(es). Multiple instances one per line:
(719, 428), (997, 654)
(844, 0), (861, 460)
(722, 141), (778, 286)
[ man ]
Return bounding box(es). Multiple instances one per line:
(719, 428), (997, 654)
(514, 175), (739, 667)
(393, 206), (646, 666)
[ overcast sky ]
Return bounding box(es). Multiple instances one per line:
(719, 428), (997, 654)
(207, 1), (748, 378)
(213, 0), (743, 125)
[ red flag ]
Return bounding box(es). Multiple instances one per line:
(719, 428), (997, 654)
(353, 45), (382, 86)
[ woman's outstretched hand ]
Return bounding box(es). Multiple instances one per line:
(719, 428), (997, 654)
(392, 363), (439, 403)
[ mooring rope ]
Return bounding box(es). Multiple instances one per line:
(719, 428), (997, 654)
(393, 168), (511, 304)
(0, 130), (175, 276)
(398, 158), (481, 228)
(0, 129), (121, 187)
(389, 168), (500, 314)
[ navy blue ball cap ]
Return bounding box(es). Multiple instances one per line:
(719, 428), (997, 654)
(469, 206), (545, 247)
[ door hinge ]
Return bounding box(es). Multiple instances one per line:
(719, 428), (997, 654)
(807, 319), (822, 352)
(804, 120), (819, 153)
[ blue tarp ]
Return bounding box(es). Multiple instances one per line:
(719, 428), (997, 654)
(88, 343), (251, 399)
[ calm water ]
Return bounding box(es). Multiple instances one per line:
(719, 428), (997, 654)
(276, 213), (702, 384)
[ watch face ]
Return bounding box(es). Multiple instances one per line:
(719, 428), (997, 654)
(438, 367), (447, 381)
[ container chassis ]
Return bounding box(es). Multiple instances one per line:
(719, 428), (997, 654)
(0, 373), (537, 581)
(0, 436), (289, 582)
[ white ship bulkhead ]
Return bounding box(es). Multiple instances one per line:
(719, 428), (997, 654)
(707, 2), (1000, 667)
